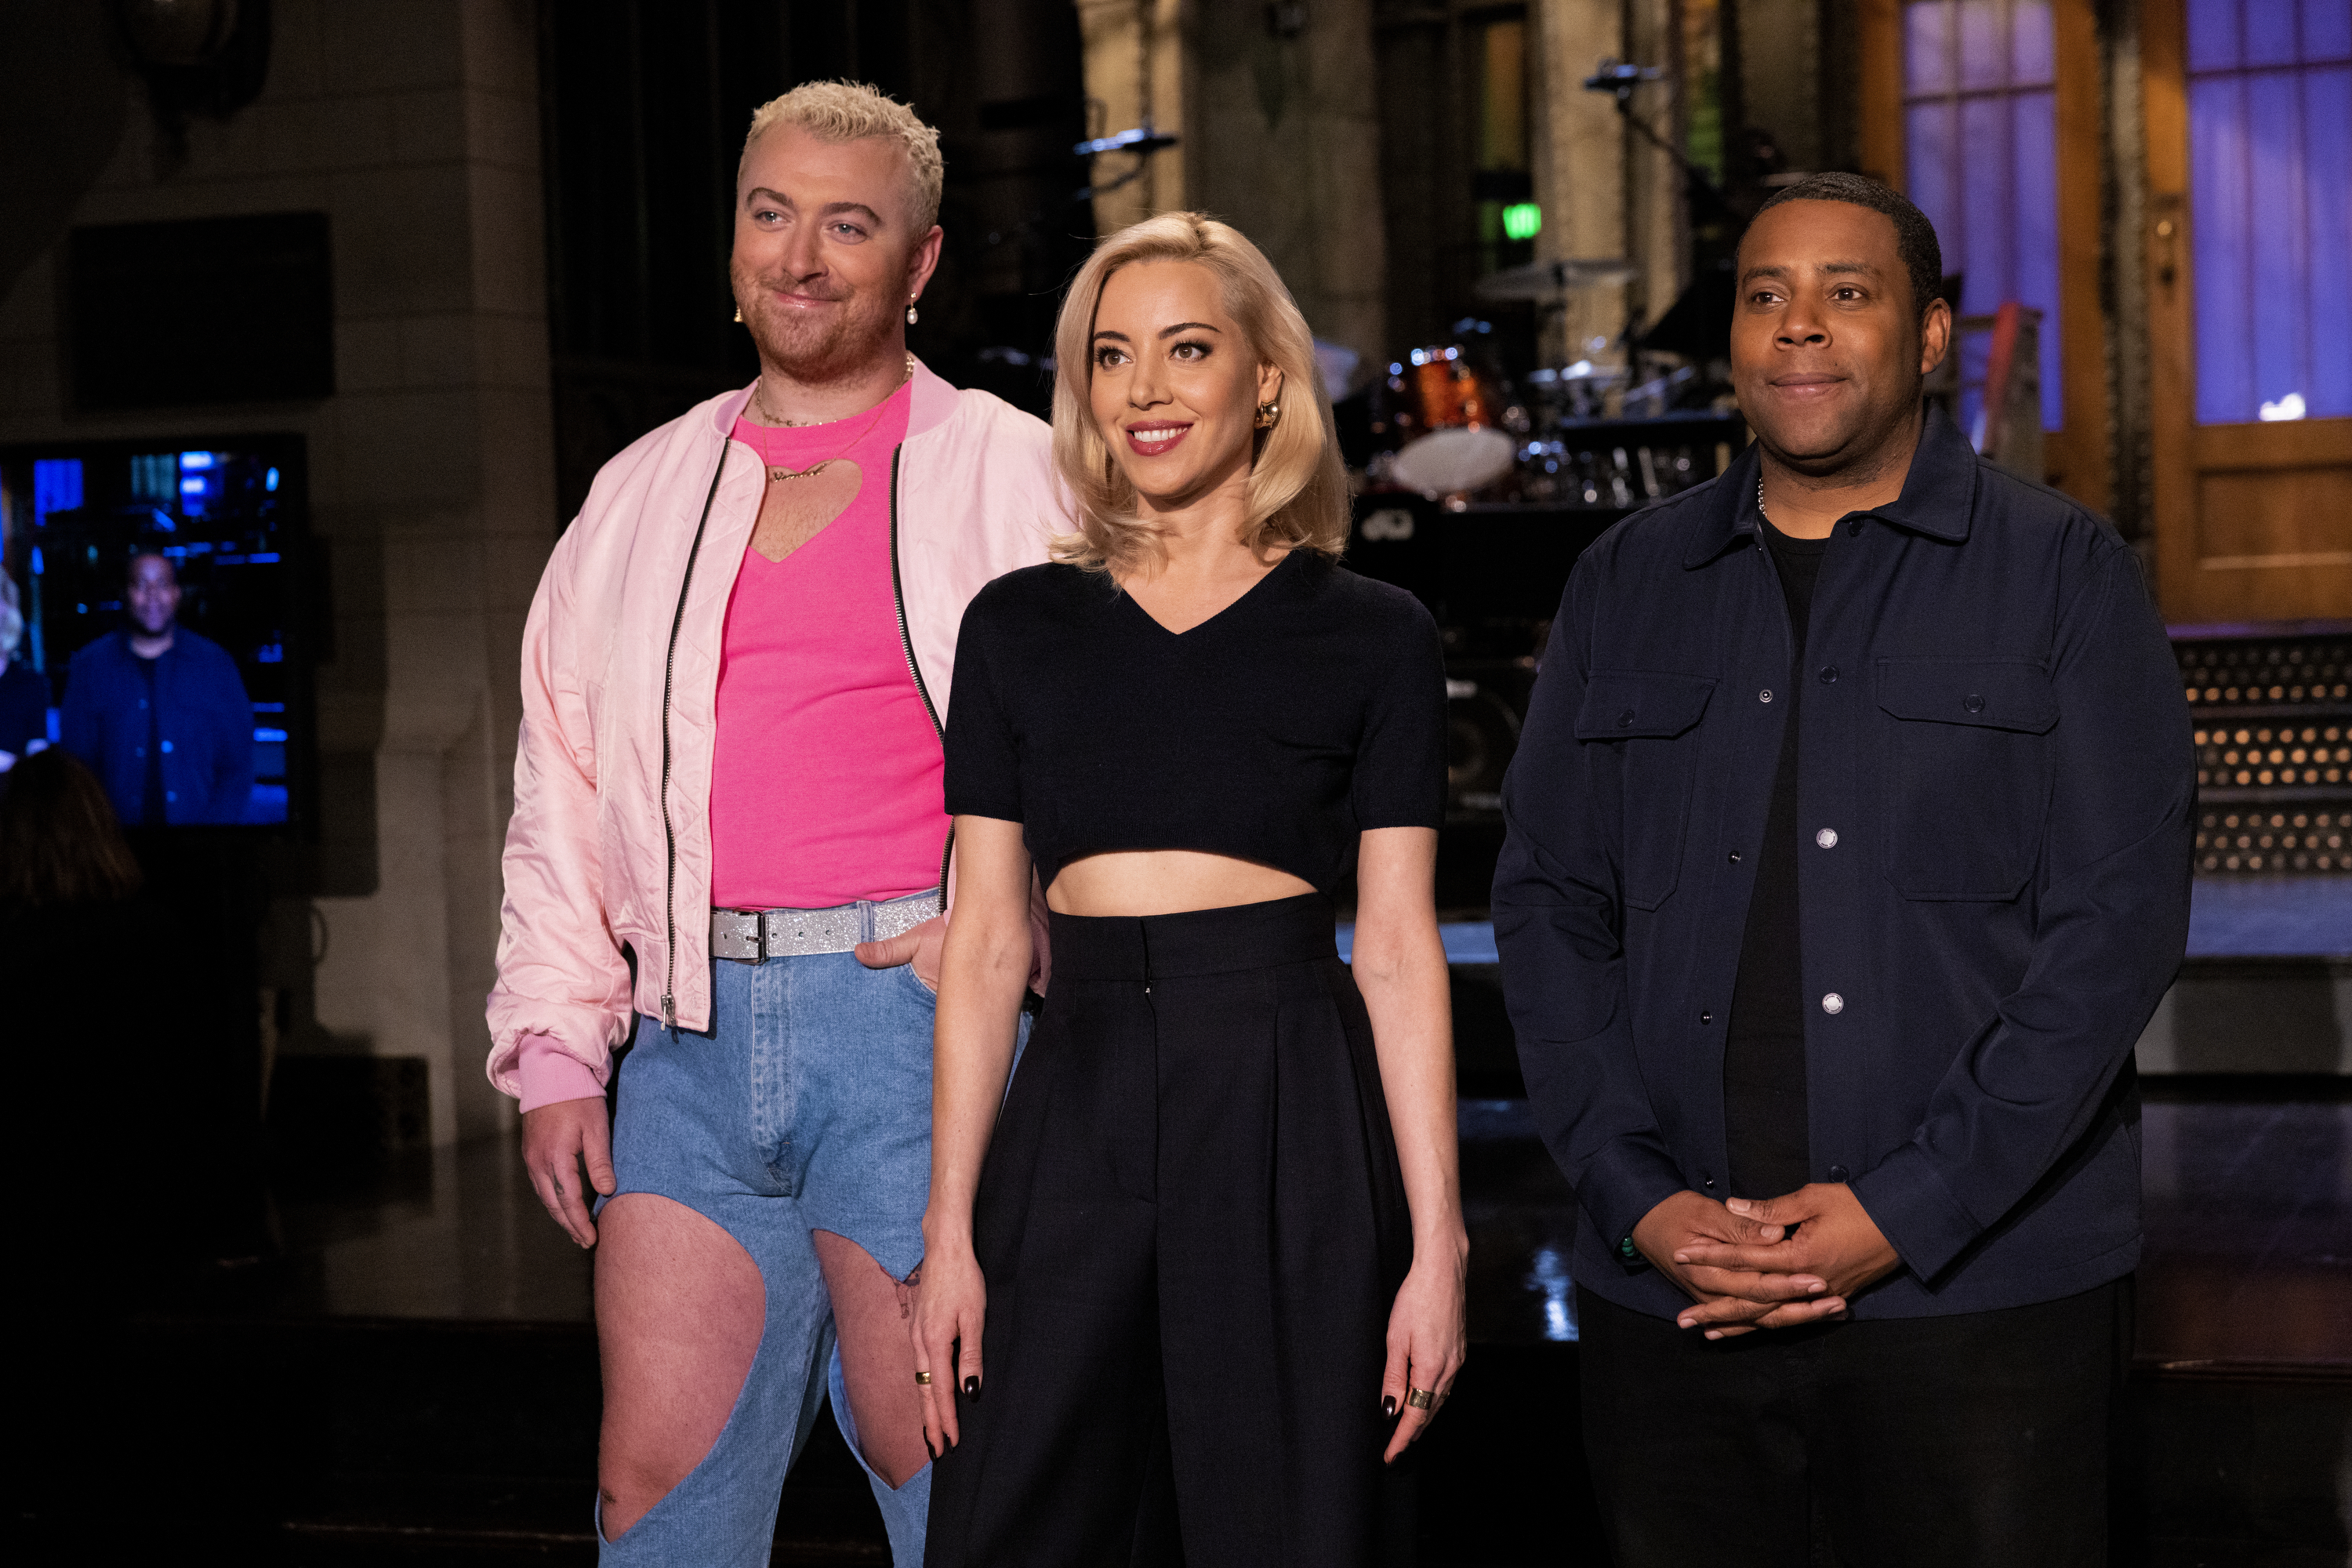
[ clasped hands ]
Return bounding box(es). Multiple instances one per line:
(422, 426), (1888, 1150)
(1630, 1183), (1900, 1339)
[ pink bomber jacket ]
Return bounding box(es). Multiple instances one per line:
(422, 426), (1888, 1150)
(485, 363), (1062, 1099)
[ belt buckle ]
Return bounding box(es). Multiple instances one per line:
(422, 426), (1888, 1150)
(713, 908), (765, 965)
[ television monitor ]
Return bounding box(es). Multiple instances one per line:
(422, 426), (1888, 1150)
(0, 433), (314, 830)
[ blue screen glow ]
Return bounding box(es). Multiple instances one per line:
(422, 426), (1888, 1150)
(31, 459), (83, 524)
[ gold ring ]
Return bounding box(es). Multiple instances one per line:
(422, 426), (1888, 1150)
(1405, 1386), (1435, 1410)
(914, 1370), (932, 1386)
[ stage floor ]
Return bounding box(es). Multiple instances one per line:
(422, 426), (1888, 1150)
(223, 1087), (2351, 1372)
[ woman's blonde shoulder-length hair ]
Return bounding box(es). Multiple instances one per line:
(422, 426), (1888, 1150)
(1050, 212), (1350, 573)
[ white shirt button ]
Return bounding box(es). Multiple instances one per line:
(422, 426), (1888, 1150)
(1821, 993), (1845, 1014)
(1816, 828), (1838, 848)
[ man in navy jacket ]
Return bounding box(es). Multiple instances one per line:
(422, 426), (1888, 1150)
(1494, 174), (2191, 1565)
(61, 552), (254, 825)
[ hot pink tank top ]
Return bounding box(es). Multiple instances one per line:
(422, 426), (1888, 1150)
(709, 383), (944, 909)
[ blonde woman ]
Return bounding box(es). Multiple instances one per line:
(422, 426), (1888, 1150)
(914, 214), (1468, 1564)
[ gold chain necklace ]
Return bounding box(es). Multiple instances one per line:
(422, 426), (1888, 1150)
(750, 353), (915, 450)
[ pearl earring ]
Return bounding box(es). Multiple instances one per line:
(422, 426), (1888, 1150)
(733, 306), (742, 323)
(906, 299), (920, 325)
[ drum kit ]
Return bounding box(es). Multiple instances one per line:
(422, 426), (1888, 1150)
(1360, 257), (1737, 511)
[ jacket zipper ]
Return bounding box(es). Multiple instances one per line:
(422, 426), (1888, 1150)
(659, 441), (733, 1030)
(887, 442), (954, 911)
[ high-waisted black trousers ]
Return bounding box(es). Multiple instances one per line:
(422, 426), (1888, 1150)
(925, 893), (1412, 1567)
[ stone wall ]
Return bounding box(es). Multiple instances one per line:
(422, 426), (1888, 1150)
(0, 0), (556, 1146)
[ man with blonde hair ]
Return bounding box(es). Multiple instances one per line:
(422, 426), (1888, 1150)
(488, 81), (1058, 1564)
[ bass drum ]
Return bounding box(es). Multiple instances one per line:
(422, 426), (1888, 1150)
(1385, 344), (1499, 436)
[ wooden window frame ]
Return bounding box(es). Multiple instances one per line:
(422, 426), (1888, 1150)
(1857, 0), (2108, 513)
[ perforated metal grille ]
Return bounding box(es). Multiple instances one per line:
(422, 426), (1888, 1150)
(2194, 809), (2350, 874)
(2172, 630), (2351, 877)
(2194, 724), (2352, 788)
(2176, 638), (2350, 709)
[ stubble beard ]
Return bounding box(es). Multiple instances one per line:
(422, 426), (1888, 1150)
(734, 264), (898, 387)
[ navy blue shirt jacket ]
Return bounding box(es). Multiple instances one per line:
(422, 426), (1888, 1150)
(1493, 408), (2194, 1320)
(61, 627), (256, 826)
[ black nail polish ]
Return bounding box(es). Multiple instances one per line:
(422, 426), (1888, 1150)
(924, 1436), (937, 1461)
(964, 1376), (981, 1400)
(1383, 1396), (1398, 1418)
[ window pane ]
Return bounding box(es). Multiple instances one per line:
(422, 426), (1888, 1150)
(1959, 0), (2006, 89)
(2013, 89), (2063, 426)
(2012, 0), (2055, 85)
(1907, 1), (1955, 94)
(1961, 94), (2013, 303)
(1907, 99), (1961, 245)
(2191, 74), (2256, 422)
(2305, 67), (2352, 416)
(2188, 0), (2241, 72)
(2307, 0), (2352, 64)
(1904, 0), (2070, 437)
(2245, 72), (2310, 412)
(2244, 0), (2299, 65)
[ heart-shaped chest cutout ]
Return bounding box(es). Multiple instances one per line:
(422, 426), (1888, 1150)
(750, 459), (863, 563)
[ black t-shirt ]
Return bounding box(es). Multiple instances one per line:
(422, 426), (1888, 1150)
(945, 551), (1448, 892)
(1723, 513), (1827, 1200)
(137, 654), (166, 826)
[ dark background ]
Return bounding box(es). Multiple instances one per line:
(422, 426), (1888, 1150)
(539, 0), (1097, 525)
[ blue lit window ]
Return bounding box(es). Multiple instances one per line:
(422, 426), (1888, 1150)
(2188, 0), (2351, 423)
(1904, 0), (2063, 433)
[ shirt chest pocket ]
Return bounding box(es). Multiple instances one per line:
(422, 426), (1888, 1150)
(1875, 658), (2057, 900)
(1574, 671), (1715, 911)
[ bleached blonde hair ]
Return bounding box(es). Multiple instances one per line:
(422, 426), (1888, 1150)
(1051, 212), (1349, 574)
(742, 81), (945, 232)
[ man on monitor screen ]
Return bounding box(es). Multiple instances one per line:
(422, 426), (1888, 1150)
(60, 551), (253, 825)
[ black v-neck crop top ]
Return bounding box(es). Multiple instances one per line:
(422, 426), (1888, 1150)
(943, 551), (1447, 892)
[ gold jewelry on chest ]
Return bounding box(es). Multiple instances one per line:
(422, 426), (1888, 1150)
(753, 354), (916, 482)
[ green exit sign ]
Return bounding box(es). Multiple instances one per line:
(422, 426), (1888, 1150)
(1501, 202), (1543, 241)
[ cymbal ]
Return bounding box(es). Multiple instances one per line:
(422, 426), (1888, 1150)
(1475, 258), (1639, 300)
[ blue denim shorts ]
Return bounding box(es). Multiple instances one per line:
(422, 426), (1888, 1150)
(597, 949), (942, 1566)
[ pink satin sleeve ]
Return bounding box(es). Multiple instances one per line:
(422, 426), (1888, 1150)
(517, 1034), (609, 1112)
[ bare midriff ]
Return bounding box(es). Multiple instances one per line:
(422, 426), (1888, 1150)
(1046, 849), (1317, 918)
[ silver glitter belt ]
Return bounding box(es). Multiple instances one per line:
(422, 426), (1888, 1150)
(710, 887), (942, 963)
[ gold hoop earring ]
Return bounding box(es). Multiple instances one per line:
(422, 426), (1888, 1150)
(1254, 401), (1279, 429)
